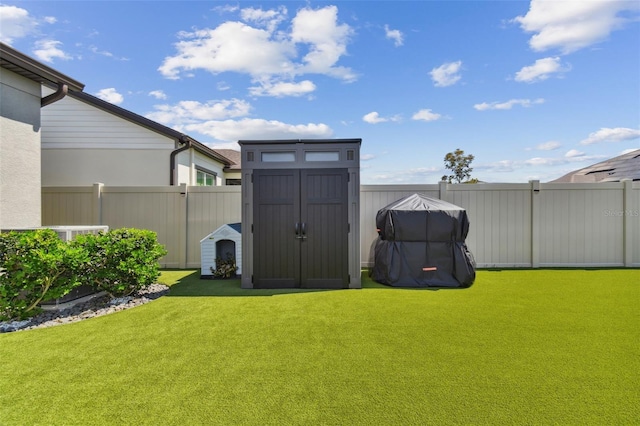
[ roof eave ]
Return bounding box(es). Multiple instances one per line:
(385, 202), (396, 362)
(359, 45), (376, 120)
(0, 42), (84, 92)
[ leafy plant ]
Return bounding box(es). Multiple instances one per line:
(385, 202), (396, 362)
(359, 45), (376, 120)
(0, 229), (87, 320)
(72, 228), (167, 297)
(211, 252), (237, 279)
(441, 148), (476, 183)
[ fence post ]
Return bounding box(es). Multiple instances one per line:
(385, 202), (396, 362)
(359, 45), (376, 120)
(530, 180), (540, 268)
(92, 183), (103, 225)
(438, 181), (449, 202)
(179, 183), (188, 269)
(622, 179), (633, 267)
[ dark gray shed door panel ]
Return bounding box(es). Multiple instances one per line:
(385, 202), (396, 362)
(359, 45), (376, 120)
(253, 168), (348, 289)
(300, 169), (349, 288)
(253, 169), (300, 288)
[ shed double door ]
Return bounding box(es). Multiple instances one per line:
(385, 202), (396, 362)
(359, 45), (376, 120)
(253, 168), (349, 288)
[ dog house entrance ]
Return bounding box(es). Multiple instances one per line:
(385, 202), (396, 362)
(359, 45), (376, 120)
(216, 240), (236, 263)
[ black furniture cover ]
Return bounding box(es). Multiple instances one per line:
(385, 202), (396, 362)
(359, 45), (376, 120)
(371, 193), (476, 288)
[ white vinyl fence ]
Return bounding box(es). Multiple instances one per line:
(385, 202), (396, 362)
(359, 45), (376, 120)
(42, 180), (640, 269)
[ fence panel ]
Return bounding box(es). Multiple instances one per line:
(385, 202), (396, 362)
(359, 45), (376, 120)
(187, 186), (242, 268)
(42, 187), (95, 225)
(446, 184), (532, 267)
(42, 181), (638, 269)
(538, 183), (625, 266)
(100, 186), (186, 268)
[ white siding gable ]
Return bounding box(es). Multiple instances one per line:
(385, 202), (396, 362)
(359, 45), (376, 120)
(41, 89), (175, 150)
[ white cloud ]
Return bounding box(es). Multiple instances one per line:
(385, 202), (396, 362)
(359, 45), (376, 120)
(361, 154), (376, 161)
(514, 57), (571, 83)
(363, 112), (387, 124)
(43, 16), (56, 24)
(412, 109), (442, 122)
(475, 160), (517, 173)
(565, 149), (584, 158)
(249, 79), (316, 97)
(149, 90), (167, 100)
(368, 167), (441, 184)
(429, 61), (462, 87)
(0, 5), (37, 44)
(95, 88), (124, 105)
(621, 148), (640, 155)
(513, 0), (640, 54)
(290, 6), (355, 81)
(362, 112), (401, 124)
(384, 24), (404, 47)
(474, 98), (544, 111)
(146, 99), (251, 125)
(240, 6), (287, 32)
(536, 141), (561, 151)
(159, 5), (356, 89)
(89, 45), (128, 61)
(580, 127), (640, 145)
(159, 22), (296, 80)
(33, 40), (72, 62)
(183, 118), (333, 142)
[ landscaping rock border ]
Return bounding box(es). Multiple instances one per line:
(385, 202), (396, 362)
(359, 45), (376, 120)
(0, 283), (169, 333)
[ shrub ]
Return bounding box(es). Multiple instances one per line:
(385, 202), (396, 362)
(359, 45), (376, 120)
(0, 229), (87, 320)
(72, 228), (167, 297)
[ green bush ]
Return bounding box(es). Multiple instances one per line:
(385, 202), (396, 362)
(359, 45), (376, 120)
(72, 228), (167, 298)
(0, 229), (87, 320)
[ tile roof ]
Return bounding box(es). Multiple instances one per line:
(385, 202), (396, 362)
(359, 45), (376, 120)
(551, 149), (640, 183)
(213, 149), (241, 170)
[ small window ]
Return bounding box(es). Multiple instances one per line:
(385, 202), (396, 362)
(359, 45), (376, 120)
(305, 151), (340, 162)
(261, 151), (296, 162)
(196, 170), (216, 186)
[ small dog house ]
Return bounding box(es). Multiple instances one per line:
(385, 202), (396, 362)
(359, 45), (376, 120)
(200, 223), (242, 278)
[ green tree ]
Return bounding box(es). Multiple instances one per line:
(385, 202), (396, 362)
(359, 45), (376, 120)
(441, 148), (476, 183)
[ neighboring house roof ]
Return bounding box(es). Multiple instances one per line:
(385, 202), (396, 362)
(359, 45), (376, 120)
(213, 149), (241, 171)
(551, 149), (640, 183)
(65, 90), (232, 166)
(0, 42), (84, 92)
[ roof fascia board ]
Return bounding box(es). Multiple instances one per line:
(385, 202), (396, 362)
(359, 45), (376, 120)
(0, 42), (84, 91)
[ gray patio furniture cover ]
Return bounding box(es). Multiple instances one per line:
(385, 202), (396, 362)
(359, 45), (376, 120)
(371, 193), (476, 288)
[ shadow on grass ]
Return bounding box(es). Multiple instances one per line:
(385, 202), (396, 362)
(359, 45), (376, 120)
(163, 270), (451, 297)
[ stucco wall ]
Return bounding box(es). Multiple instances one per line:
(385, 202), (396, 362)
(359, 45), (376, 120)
(0, 69), (42, 228)
(42, 148), (172, 186)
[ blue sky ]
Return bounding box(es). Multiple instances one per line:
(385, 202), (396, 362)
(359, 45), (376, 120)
(2, 1), (639, 183)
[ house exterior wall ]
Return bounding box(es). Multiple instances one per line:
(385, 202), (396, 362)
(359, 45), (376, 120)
(0, 69), (42, 228)
(42, 149), (171, 186)
(176, 149), (226, 186)
(40, 90), (234, 187)
(41, 91), (176, 186)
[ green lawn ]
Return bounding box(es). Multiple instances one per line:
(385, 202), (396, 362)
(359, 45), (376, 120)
(1, 269), (638, 425)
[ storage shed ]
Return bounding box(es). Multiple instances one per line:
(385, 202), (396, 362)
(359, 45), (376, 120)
(200, 223), (242, 278)
(371, 193), (476, 288)
(238, 139), (361, 289)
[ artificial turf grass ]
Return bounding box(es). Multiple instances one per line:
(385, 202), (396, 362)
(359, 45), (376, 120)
(1, 269), (638, 425)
